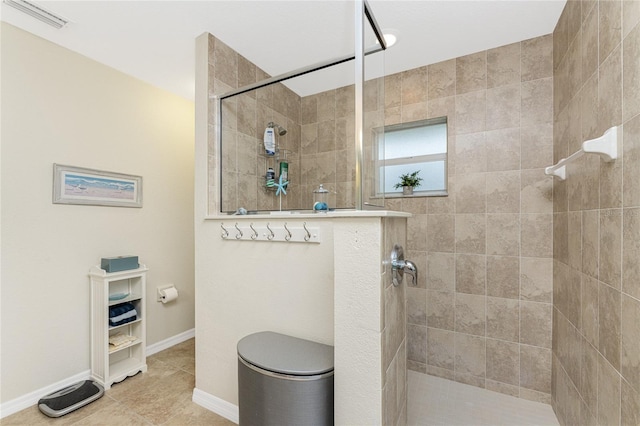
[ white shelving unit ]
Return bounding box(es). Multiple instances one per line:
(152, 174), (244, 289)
(89, 264), (148, 389)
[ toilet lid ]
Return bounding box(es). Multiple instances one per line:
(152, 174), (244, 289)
(237, 331), (334, 376)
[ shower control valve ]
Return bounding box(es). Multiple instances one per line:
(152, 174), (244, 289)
(390, 244), (418, 287)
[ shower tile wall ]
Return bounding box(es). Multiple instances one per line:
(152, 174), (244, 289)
(551, 0), (640, 425)
(207, 34), (303, 213)
(388, 35), (555, 404)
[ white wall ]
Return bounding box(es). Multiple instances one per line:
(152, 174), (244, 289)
(0, 23), (195, 403)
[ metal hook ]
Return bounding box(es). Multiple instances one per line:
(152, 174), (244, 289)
(266, 223), (275, 240)
(284, 223), (292, 241)
(221, 223), (229, 239)
(234, 223), (243, 240)
(250, 223), (258, 240)
(303, 222), (311, 242)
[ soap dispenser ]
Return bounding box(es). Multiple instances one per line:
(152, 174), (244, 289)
(312, 184), (329, 212)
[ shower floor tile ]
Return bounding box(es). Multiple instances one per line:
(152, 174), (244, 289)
(408, 371), (560, 426)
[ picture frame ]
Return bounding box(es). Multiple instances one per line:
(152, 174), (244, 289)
(53, 164), (143, 208)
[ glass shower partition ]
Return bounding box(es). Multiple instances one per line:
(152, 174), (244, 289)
(215, 0), (387, 214)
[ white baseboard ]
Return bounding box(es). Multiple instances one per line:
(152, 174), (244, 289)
(0, 369), (91, 419)
(146, 327), (195, 356)
(192, 388), (239, 424)
(1, 328), (196, 419)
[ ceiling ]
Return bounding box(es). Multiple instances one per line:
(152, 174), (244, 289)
(1, 0), (566, 100)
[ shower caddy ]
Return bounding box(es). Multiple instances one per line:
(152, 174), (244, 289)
(89, 265), (148, 389)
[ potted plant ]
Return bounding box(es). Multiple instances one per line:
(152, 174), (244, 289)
(394, 170), (423, 195)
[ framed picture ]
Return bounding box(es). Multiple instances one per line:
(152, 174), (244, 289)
(53, 164), (143, 208)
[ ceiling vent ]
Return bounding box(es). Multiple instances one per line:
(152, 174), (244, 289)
(3, 0), (68, 29)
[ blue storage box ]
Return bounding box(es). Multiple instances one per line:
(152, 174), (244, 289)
(100, 256), (139, 273)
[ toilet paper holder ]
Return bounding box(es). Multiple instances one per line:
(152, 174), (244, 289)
(157, 285), (178, 303)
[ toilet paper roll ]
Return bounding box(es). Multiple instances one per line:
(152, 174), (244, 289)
(160, 287), (178, 304)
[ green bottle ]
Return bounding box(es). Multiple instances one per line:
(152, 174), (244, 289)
(279, 161), (288, 188)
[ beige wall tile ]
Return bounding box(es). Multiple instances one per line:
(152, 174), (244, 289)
(624, 23), (640, 121)
(486, 128), (521, 172)
(522, 35), (553, 82)
(520, 301), (553, 348)
(486, 84), (521, 130)
(487, 255), (520, 299)
(427, 214), (455, 253)
(567, 211), (582, 270)
(599, 46), (623, 140)
(402, 67), (428, 105)
(456, 52), (487, 94)
(522, 124), (553, 170)
(581, 274), (600, 348)
(335, 85), (355, 118)
(520, 345), (552, 393)
(427, 252), (455, 291)
(427, 290), (455, 331)
(623, 114), (640, 208)
(317, 120), (335, 153)
(486, 297), (520, 342)
(407, 324), (427, 364)
(455, 293), (486, 336)
(581, 337), (599, 411)
(385, 73), (402, 110)
(428, 59), (456, 100)
(455, 214), (487, 254)
(521, 169), (553, 213)
(454, 333), (486, 376)
(623, 0), (640, 38)
(522, 78), (554, 127)
(455, 132), (486, 174)
(407, 214), (428, 252)
(521, 257), (553, 302)
(599, 209), (623, 288)
(455, 90), (486, 135)
(621, 379), (640, 426)
(600, 0), (622, 66)
(486, 213), (520, 256)
(521, 214), (553, 257)
(488, 42), (521, 88)
(599, 283), (622, 370)
(427, 328), (455, 370)
(598, 352), (621, 426)
(406, 287), (426, 326)
(582, 5), (600, 83)
(487, 171), (520, 213)
(486, 338), (520, 385)
(621, 294), (640, 392)
(456, 173), (486, 213)
(582, 210), (600, 279)
(623, 208), (640, 299)
(300, 96), (318, 127)
(455, 254), (486, 295)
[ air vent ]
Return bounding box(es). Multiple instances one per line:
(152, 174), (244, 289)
(3, 0), (68, 29)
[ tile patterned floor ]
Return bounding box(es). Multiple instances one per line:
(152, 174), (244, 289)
(5, 341), (561, 425)
(408, 371), (560, 426)
(2, 339), (233, 425)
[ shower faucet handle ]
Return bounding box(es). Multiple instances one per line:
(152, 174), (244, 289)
(390, 244), (418, 287)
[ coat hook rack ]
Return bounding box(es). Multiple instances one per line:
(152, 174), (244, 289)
(219, 222), (321, 243)
(545, 126), (619, 180)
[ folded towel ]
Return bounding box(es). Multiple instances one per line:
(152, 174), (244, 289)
(109, 302), (135, 318)
(110, 315), (137, 327)
(109, 309), (137, 325)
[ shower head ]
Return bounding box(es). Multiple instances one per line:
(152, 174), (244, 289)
(268, 121), (287, 136)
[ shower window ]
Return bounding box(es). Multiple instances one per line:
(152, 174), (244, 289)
(376, 117), (448, 196)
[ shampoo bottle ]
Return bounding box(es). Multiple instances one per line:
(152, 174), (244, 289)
(263, 127), (275, 156)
